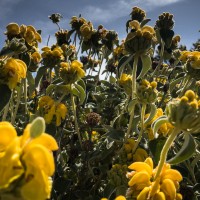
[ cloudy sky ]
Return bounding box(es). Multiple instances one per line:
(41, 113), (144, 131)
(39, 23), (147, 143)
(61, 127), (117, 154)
(0, 0), (199, 49)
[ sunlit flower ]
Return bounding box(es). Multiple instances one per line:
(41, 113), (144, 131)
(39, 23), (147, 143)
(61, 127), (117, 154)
(118, 73), (132, 96)
(144, 108), (174, 139)
(0, 120), (58, 200)
(60, 60), (85, 84)
(55, 103), (67, 126)
(38, 96), (56, 124)
(4, 23), (20, 37)
(31, 51), (42, 64)
(1, 58), (27, 89)
(126, 157), (182, 200)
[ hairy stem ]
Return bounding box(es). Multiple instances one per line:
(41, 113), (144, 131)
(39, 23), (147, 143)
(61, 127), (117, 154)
(132, 103), (146, 153)
(154, 128), (180, 180)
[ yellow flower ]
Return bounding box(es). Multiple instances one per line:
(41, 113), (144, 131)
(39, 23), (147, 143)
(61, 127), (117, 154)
(55, 103), (67, 126)
(125, 20), (155, 54)
(31, 51), (42, 64)
(115, 195), (126, 200)
(60, 60), (85, 84)
(1, 58), (27, 89)
(118, 73), (132, 96)
(0, 120), (58, 199)
(132, 148), (148, 162)
(23, 25), (42, 46)
(80, 22), (93, 41)
(4, 23), (20, 36)
(127, 157), (182, 200)
(144, 108), (173, 139)
(38, 96), (56, 124)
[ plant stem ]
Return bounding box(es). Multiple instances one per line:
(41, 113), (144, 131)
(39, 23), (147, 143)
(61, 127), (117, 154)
(70, 87), (83, 149)
(2, 99), (11, 121)
(24, 79), (27, 115)
(132, 54), (139, 98)
(11, 85), (22, 124)
(124, 54), (139, 142)
(154, 128), (180, 180)
(132, 103), (146, 153)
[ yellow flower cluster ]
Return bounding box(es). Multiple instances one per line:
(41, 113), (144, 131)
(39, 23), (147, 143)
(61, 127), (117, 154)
(121, 138), (148, 163)
(5, 23), (42, 46)
(59, 60), (85, 84)
(180, 51), (200, 69)
(108, 163), (128, 187)
(0, 120), (58, 200)
(166, 90), (200, 132)
(31, 51), (42, 64)
(145, 108), (174, 139)
(126, 157), (182, 200)
(101, 195), (126, 200)
(125, 20), (155, 54)
(38, 96), (67, 126)
(137, 79), (158, 104)
(41, 46), (64, 60)
(0, 58), (27, 89)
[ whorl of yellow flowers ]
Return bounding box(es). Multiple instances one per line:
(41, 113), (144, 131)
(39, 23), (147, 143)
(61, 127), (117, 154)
(0, 58), (27, 89)
(0, 119), (58, 200)
(166, 90), (200, 133)
(5, 23), (42, 46)
(180, 51), (200, 69)
(126, 157), (182, 200)
(38, 96), (67, 126)
(124, 20), (155, 54)
(59, 60), (85, 84)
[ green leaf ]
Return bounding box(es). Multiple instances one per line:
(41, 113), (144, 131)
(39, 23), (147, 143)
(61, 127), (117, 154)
(140, 18), (151, 27)
(46, 84), (56, 95)
(109, 75), (116, 84)
(30, 117), (46, 138)
(74, 83), (86, 105)
(0, 84), (12, 112)
(137, 54), (152, 79)
(149, 137), (167, 165)
(152, 116), (168, 136)
(35, 66), (47, 88)
(169, 76), (183, 93)
(168, 133), (196, 165)
(128, 99), (137, 114)
(118, 55), (134, 77)
(27, 71), (35, 96)
(77, 79), (86, 91)
(104, 126), (125, 141)
(144, 104), (157, 124)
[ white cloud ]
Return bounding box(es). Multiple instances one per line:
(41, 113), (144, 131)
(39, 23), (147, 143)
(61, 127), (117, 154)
(81, 0), (185, 23)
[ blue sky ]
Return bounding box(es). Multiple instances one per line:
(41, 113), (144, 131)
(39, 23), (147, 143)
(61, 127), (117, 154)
(0, 0), (199, 49)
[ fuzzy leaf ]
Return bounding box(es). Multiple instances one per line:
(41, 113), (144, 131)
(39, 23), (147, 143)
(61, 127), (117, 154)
(35, 66), (47, 88)
(144, 103), (157, 124)
(118, 55), (134, 77)
(27, 71), (35, 96)
(128, 99), (137, 114)
(140, 18), (151, 27)
(137, 54), (151, 79)
(30, 117), (46, 138)
(152, 116), (169, 136)
(168, 133), (196, 165)
(74, 83), (86, 105)
(169, 76), (183, 93)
